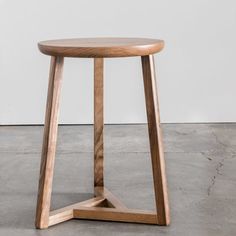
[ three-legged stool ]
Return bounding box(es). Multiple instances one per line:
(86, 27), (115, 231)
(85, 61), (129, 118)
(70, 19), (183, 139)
(35, 38), (170, 229)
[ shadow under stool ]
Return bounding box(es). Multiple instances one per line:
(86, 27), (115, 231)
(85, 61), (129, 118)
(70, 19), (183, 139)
(35, 38), (170, 229)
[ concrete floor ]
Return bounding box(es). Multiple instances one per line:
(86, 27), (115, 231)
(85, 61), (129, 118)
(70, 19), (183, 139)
(0, 124), (236, 236)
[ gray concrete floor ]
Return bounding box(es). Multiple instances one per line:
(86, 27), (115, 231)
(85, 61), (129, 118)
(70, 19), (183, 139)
(0, 124), (236, 236)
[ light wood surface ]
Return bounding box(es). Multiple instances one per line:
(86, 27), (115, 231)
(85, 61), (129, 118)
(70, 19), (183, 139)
(38, 38), (164, 58)
(95, 187), (128, 209)
(35, 38), (170, 228)
(47, 187), (159, 227)
(94, 58), (104, 187)
(73, 206), (158, 224)
(49, 196), (106, 226)
(35, 56), (64, 229)
(141, 55), (170, 225)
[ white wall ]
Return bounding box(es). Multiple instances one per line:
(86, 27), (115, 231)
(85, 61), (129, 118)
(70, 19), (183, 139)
(0, 0), (236, 124)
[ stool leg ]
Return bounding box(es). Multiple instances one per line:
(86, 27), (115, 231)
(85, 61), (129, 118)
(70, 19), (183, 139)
(141, 55), (170, 225)
(35, 56), (64, 229)
(94, 58), (104, 188)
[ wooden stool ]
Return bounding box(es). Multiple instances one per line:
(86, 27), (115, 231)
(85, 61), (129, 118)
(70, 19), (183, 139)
(35, 38), (170, 229)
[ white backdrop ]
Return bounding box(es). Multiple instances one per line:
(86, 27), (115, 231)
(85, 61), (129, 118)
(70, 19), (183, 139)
(0, 0), (236, 124)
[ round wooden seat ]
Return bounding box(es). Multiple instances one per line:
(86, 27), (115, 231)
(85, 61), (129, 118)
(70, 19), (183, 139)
(38, 38), (164, 58)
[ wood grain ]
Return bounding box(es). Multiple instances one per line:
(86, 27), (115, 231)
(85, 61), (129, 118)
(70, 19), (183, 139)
(49, 196), (105, 226)
(35, 39), (170, 228)
(95, 187), (128, 209)
(38, 38), (164, 58)
(35, 56), (64, 229)
(94, 58), (104, 187)
(141, 55), (170, 226)
(74, 207), (158, 224)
